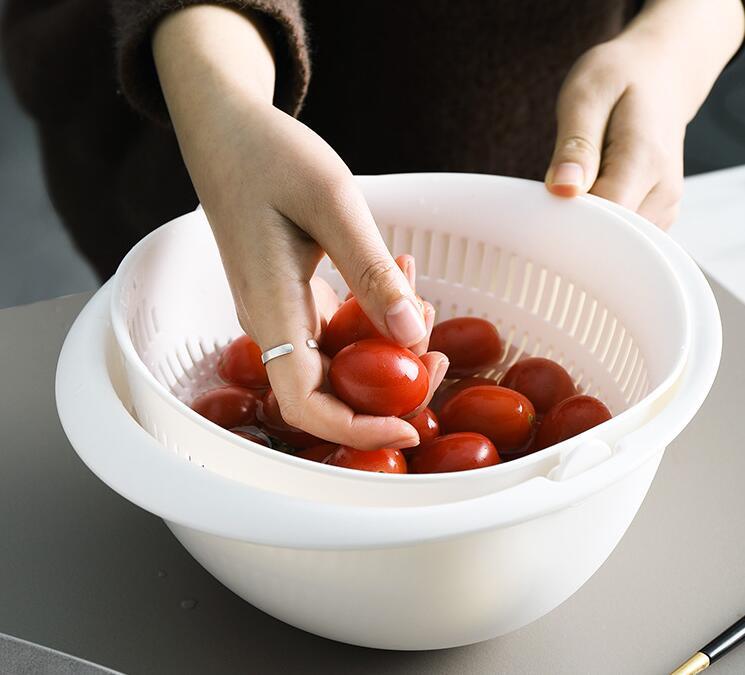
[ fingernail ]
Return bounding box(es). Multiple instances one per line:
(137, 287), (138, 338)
(550, 162), (584, 187)
(386, 297), (427, 346)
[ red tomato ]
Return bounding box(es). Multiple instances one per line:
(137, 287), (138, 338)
(501, 357), (576, 414)
(439, 385), (535, 450)
(408, 432), (500, 473)
(324, 446), (407, 473)
(191, 385), (258, 429)
(230, 428), (270, 447)
(429, 318), (502, 377)
(328, 339), (429, 417)
(295, 443), (338, 463)
(257, 389), (322, 449)
(536, 395), (611, 449)
(499, 417), (541, 461)
(217, 335), (269, 388)
(320, 298), (382, 357)
(402, 408), (440, 456)
(429, 376), (499, 414)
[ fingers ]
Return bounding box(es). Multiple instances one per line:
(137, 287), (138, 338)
(280, 391), (420, 451)
(402, 351), (449, 419)
(589, 151), (654, 213)
(256, 286), (419, 450)
(547, 45), (684, 227)
(590, 92), (664, 211)
(396, 254), (416, 290)
(553, 82), (683, 227)
(219, 211), (417, 449)
(546, 65), (621, 197)
(637, 182), (682, 230)
(247, 270), (435, 448)
(296, 177), (427, 349)
(310, 276), (341, 328)
(345, 251), (432, 356)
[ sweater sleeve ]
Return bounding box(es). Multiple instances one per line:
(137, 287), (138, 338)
(111, 0), (310, 124)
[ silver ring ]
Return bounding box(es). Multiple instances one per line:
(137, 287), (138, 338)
(261, 339), (319, 365)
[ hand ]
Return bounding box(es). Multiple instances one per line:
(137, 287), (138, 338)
(207, 106), (447, 449)
(154, 6), (448, 449)
(545, 0), (744, 228)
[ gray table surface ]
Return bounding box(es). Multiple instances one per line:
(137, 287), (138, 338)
(1, 284), (744, 675)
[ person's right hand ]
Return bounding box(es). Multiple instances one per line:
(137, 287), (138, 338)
(154, 6), (448, 449)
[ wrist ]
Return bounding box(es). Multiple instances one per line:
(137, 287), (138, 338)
(618, 0), (744, 117)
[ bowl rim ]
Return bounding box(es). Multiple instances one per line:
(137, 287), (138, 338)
(57, 177), (720, 548)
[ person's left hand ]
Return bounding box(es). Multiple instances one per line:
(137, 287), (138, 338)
(545, 36), (687, 229)
(544, 0), (744, 229)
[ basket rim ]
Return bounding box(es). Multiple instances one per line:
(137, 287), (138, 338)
(107, 174), (691, 489)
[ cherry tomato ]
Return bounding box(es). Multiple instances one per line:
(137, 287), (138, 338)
(217, 335), (269, 388)
(536, 395), (611, 449)
(402, 408), (440, 456)
(324, 446), (407, 473)
(191, 385), (258, 429)
(257, 389), (322, 449)
(230, 428), (271, 447)
(295, 443), (338, 463)
(320, 298), (382, 357)
(328, 338), (429, 417)
(439, 385), (535, 450)
(500, 357), (576, 414)
(499, 417), (541, 461)
(429, 317), (502, 377)
(429, 376), (499, 414)
(408, 432), (500, 473)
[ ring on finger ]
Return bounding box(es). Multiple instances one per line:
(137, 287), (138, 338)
(261, 339), (319, 365)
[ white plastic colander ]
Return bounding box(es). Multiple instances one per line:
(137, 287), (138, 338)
(57, 175), (720, 649)
(110, 174), (689, 506)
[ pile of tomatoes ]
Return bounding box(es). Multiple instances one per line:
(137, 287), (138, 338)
(191, 279), (612, 475)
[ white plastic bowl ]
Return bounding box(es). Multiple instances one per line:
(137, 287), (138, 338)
(56, 176), (720, 649)
(109, 174), (690, 507)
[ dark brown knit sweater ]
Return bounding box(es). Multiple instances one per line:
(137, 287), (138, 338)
(2, 1), (642, 280)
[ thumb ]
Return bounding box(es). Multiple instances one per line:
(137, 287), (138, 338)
(545, 85), (609, 198)
(307, 180), (427, 348)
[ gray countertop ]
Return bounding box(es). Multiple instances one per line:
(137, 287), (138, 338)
(1, 284), (744, 675)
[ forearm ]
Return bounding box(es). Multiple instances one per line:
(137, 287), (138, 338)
(152, 5), (276, 203)
(153, 5), (276, 105)
(622, 0), (744, 119)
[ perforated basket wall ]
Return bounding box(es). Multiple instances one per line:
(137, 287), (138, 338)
(112, 175), (689, 506)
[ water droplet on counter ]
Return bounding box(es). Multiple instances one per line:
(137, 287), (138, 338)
(180, 599), (198, 610)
